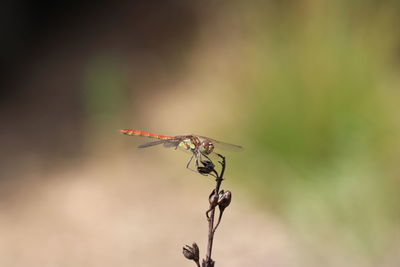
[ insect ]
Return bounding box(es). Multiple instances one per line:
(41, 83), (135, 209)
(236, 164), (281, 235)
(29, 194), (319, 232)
(120, 129), (243, 174)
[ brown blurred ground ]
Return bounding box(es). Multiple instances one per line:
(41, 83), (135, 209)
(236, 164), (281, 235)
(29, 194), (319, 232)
(0, 154), (301, 267)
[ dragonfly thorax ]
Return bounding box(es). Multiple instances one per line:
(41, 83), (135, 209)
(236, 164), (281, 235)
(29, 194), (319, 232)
(177, 136), (214, 155)
(178, 138), (198, 151)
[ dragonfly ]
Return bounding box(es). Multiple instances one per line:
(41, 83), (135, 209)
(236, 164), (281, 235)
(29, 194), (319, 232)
(120, 129), (243, 174)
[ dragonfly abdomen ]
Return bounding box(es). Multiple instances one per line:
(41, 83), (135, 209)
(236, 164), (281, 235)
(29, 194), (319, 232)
(119, 129), (173, 140)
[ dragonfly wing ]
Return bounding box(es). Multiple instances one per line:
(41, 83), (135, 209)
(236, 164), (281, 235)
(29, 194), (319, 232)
(138, 139), (181, 149)
(137, 140), (166, 148)
(197, 135), (244, 152)
(163, 140), (180, 148)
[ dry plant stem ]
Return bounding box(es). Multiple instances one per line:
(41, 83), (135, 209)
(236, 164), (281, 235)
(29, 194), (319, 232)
(213, 211), (223, 233)
(204, 154), (225, 267)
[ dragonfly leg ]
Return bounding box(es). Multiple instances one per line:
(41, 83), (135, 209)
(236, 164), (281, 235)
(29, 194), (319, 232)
(186, 154), (194, 169)
(187, 166), (202, 174)
(195, 151), (200, 167)
(183, 153), (206, 175)
(202, 153), (213, 163)
(185, 152), (218, 177)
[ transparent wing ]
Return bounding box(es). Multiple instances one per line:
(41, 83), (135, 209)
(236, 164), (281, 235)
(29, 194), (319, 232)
(162, 140), (181, 148)
(137, 140), (166, 148)
(197, 135), (243, 152)
(137, 139), (181, 149)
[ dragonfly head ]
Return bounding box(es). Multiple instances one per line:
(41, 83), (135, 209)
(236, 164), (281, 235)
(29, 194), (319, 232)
(199, 140), (214, 155)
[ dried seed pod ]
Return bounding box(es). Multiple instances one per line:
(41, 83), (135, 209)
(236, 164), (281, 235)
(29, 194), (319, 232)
(208, 189), (218, 208)
(183, 245), (195, 260)
(192, 242), (200, 262)
(218, 190), (225, 200)
(197, 160), (215, 175)
(218, 190), (232, 210)
(182, 242), (200, 262)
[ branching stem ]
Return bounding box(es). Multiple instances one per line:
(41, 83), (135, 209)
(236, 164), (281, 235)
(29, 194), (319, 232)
(183, 154), (229, 267)
(204, 154), (225, 267)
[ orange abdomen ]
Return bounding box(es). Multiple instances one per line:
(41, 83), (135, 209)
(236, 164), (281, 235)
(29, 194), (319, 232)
(119, 129), (173, 140)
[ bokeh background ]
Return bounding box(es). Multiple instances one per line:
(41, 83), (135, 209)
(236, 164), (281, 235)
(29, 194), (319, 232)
(1, 1), (399, 266)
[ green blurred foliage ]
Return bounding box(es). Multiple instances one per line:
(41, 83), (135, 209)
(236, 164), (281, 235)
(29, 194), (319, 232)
(233, 0), (400, 260)
(84, 55), (126, 122)
(83, 55), (126, 141)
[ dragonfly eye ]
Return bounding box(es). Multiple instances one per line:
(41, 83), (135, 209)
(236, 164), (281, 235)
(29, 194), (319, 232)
(200, 140), (214, 155)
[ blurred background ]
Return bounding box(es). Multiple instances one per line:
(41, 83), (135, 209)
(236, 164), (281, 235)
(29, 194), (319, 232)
(1, 0), (399, 266)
